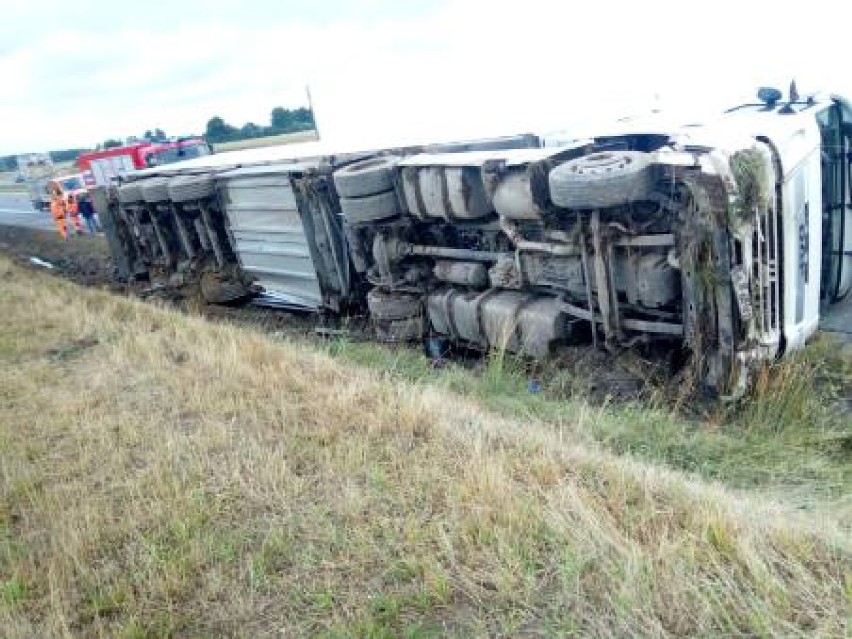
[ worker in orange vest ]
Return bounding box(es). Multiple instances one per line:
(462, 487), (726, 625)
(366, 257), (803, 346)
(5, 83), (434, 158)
(66, 193), (84, 235)
(49, 189), (68, 240)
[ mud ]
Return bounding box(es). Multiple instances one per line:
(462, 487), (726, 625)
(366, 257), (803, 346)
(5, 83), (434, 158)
(0, 225), (319, 337)
(0, 225), (116, 288)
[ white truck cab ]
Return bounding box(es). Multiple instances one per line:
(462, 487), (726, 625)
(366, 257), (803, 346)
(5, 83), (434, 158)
(552, 88), (852, 393)
(720, 93), (852, 350)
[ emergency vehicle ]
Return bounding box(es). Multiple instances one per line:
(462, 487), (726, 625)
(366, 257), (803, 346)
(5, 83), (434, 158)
(77, 138), (211, 187)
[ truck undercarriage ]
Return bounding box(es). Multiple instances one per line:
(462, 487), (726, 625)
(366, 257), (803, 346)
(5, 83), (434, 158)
(93, 110), (829, 398)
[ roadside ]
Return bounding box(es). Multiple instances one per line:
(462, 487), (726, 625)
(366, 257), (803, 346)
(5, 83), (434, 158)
(0, 195), (54, 232)
(0, 255), (848, 637)
(0, 225), (115, 286)
(0, 169), (26, 195)
(210, 129), (318, 153)
(0, 223), (849, 520)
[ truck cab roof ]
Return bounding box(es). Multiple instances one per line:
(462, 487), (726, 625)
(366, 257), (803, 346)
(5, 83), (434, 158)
(553, 92), (851, 178)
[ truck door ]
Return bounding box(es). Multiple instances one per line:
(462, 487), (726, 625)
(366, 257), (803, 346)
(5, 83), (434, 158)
(818, 100), (852, 302)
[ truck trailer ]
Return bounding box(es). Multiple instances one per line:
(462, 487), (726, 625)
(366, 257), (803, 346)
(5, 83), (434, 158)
(92, 88), (852, 397)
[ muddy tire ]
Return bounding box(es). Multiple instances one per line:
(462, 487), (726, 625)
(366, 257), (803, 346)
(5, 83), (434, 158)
(549, 151), (654, 209)
(333, 156), (399, 198)
(339, 189), (400, 225)
(169, 175), (214, 202)
(367, 289), (422, 321)
(118, 182), (143, 204)
(140, 177), (171, 203)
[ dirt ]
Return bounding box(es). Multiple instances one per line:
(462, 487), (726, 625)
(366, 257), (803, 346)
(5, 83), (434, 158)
(0, 224), (319, 337)
(0, 225), (116, 288)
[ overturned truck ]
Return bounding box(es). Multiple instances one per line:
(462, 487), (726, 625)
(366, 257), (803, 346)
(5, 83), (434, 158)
(93, 89), (852, 397)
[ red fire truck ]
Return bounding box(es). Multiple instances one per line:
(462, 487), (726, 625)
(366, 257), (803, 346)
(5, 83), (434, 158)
(77, 138), (211, 186)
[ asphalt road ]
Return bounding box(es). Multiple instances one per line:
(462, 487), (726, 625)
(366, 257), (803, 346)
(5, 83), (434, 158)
(821, 297), (852, 337)
(0, 192), (54, 232)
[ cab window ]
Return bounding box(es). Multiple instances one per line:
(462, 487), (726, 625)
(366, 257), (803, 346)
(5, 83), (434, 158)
(816, 104), (849, 301)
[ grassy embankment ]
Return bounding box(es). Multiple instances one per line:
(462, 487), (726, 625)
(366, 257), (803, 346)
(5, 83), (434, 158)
(0, 256), (850, 636)
(325, 334), (852, 523)
(211, 130), (319, 153)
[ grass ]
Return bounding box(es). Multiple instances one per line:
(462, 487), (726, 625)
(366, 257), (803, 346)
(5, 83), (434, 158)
(211, 130), (319, 153)
(0, 255), (850, 636)
(323, 336), (852, 520)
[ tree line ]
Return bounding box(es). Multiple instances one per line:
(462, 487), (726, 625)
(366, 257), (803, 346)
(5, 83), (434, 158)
(0, 105), (316, 172)
(204, 106), (315, 144)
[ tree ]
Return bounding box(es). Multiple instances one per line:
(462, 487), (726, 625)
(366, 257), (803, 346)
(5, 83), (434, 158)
(142, 128), (168, 142)
(205, 116), (238, 143)
(269, 106), (316, 134)
(293, 107), (314, 126)
(50, 148), (90, 163)
(241, 122), (262, 139)
(270, 107), (293, 131)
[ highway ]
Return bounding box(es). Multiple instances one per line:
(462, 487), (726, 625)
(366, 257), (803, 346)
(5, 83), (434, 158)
(0, 192), (54, 232)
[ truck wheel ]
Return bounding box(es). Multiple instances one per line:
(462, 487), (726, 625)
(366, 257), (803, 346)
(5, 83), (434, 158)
(333, 156), (399, 198)
(169, 175), (215, 202)
(140, 177), (171, 203)
(549, 151), (654, 209)
(118, 182), (143, 204)
(339, 189), (400, 224)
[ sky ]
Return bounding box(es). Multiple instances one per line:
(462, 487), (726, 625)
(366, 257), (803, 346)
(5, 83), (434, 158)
(1, 0), (850, 155)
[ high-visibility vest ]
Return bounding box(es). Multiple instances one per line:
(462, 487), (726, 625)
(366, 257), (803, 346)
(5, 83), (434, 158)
(50, 197), (65, 218)
(67, 195), (79, 215)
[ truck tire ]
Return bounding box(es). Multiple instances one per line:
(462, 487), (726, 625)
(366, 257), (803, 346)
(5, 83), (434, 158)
(333, 156), (399, 198)
(367, 289), (422, 321)
(140, 177), (171, 203)
(118, 182), (143, 204)
(549, 151), (654, 209)
(339, 189), (400, 224)
(169, 175), (215, 202)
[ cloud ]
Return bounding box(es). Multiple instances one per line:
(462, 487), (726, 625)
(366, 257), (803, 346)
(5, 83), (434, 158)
(1, 0), (851, 155)
(0, 0), (437, 153)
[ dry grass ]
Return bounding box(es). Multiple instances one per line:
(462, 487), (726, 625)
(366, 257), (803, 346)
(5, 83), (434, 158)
(0, 257), (850, 637)
(211, 130), (319, 153)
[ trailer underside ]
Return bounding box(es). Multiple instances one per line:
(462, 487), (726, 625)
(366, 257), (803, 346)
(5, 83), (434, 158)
(93, 132), (785, 397)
